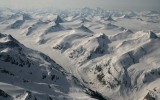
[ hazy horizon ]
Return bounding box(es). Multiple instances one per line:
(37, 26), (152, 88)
(0, 0), (160, 10)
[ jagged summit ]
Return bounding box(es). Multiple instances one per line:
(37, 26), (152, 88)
(75, 25), (93, 33)
(7, 34), (17, 41)
(148, 31), (158, 39)
(55, 15), (63, 24)
(0, 34), (23, 49)
(106, 16), (115, 21)
(0, 32), (5, 38)
(44, 23), (64, 34)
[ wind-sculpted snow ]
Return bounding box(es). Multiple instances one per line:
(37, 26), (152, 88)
(0, 8), (160, 100)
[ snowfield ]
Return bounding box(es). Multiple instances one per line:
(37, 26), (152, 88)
(0, 8), (160, 100)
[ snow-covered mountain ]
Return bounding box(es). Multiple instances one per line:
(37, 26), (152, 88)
(44, 23), (64, 34)
(77, 31), (160, 100)
(55, 15), (64, 24)
(0, 8), (160, 100)
(0, 33), (101, 100)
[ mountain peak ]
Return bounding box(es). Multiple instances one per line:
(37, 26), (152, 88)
(0, 33), (6, 38)
(76, 25), (93, 33)
(55, 15), (63, 24)
(148, 31), (158, 39)
(44, 23), (64, 34)
(106, 16), (115, 21)
(7, 34), (19, 43)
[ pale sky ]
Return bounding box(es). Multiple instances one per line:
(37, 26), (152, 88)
(0, 0), (160, 10)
